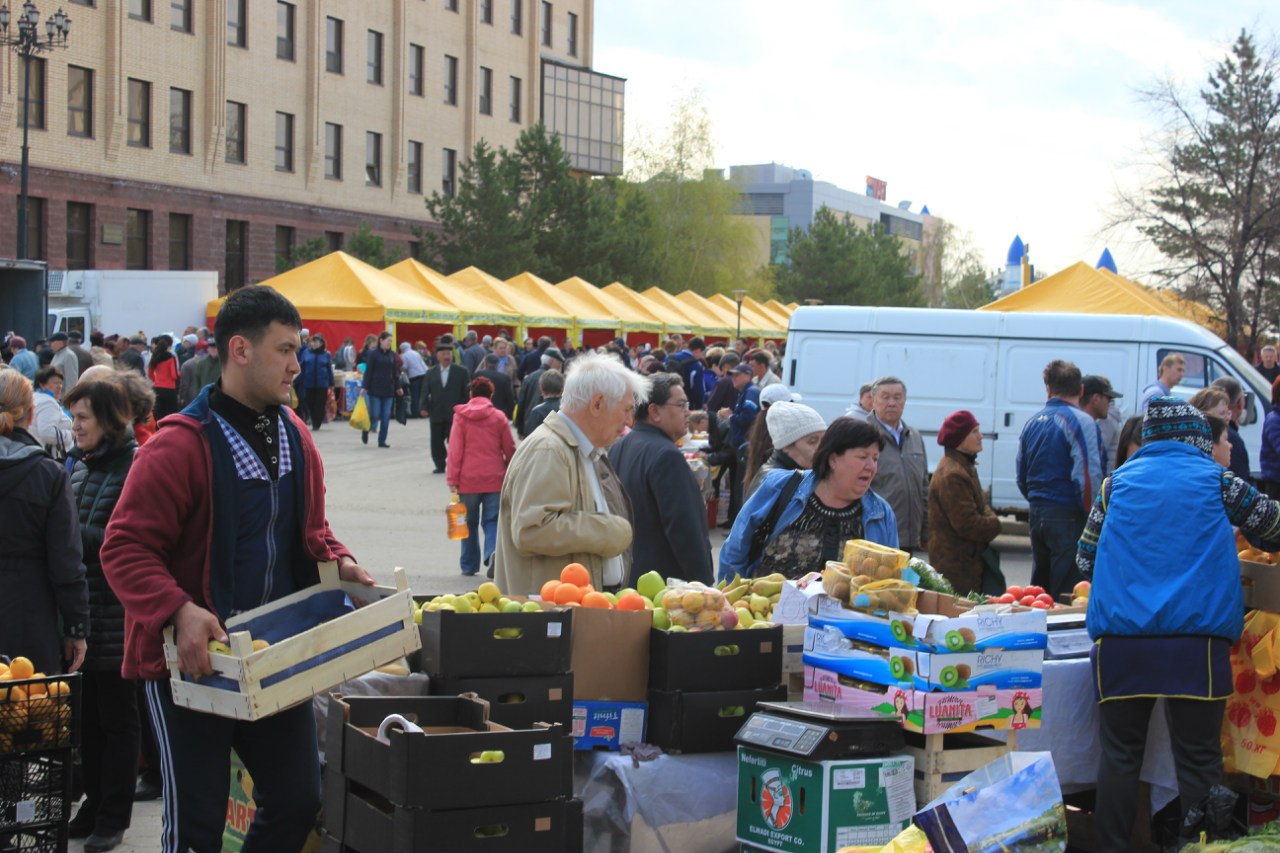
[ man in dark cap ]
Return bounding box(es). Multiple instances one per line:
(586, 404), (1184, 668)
(1081, 374), (1125, 470)
(517, 347), (564, 438)
(49, 331), (80, 389)
(119, 336), (147, 376)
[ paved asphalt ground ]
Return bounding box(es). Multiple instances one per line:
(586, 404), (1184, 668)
(79, 415), (1034, 853)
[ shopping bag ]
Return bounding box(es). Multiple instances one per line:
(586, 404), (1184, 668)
(914, 751), (1067, 853)
(1222, 609), (1280, 779)
(349, 392), (371, 432)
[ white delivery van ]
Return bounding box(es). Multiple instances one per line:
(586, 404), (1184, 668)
(785, 306), (1272, 513)
(47, 269), (220, 341)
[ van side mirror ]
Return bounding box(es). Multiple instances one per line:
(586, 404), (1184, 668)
(1243, 391), (1257, 426)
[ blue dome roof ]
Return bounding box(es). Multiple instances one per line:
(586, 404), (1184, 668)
(1096, 248), (1117, 273)
(1006, 235), (1025, 265)
(921, 204), (931, 215)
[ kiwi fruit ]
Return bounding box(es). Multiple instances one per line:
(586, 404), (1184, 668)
(945, 630), (966, 651)
(939, 666), (960, 688)
(955, 664), (972, 681)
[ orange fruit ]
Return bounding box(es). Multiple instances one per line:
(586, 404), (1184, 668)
(581, 592), (612, 609)
(539, 579), (562, 602)
(553, 583), (584, 605)
(8, 657), (34, 680)
(26, 676), (47, 697)
(0, 663), (8, 677)
(46, 681), (71, 699)
(0, 683), (27, 703)
(560, 563), (590, 588)
(616, 593), (646, 611)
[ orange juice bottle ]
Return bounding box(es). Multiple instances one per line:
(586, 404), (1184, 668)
(446, 494), (469, 540)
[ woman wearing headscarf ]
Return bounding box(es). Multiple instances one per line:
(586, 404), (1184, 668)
(926, 410), (1002, 595)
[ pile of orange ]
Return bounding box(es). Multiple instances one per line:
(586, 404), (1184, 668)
(538, 564), (648, 611)
(0, 656), (74, 752)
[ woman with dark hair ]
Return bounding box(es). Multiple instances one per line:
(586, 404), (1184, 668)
(298, 334), (334, 431)
(110, 370), (157, 446)
(718, 417), (898, 580)
(447, 376), (516, 575)
(356, 333), (378, 368)
(360, 331), (400, 448)
(147, 334), (180, 419)
(1114, 415), (1144, 469)
(1260, 379), (1280, 498)
(62, 378), (140, 851)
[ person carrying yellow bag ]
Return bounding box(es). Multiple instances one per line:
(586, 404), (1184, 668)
(348, 390), (371, 433)
(1223, 609), (1280, 780)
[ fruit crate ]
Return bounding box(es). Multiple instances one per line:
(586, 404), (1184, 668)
(0, 673), (81, 758)
(901, 729), (1015, 804)
(163, 563), (421, 721)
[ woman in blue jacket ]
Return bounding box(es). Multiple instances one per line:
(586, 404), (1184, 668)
(298, 335), (334, 430)
(1077, 397), (1280, 850)
(719, 417), (898, 581)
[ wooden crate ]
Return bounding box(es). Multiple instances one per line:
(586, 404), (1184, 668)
(164, 563), (420, 721)
(901, 729), (1016, 804)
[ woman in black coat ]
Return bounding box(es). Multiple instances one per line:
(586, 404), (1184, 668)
(361, 331), (401, 448)
(63, 377), (141, 849)
(0, 370), (88, 676)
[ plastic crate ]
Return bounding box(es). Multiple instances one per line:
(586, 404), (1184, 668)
(0, 820), (68, 852)
(0, 673), (81, 757)
(0, 752), (74, 852)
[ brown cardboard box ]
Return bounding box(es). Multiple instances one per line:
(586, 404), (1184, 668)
(569, 607), (651, 701)
(1242, 559), (1280, 610)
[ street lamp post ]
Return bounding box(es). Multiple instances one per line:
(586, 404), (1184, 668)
(1, 2), (71, 260)
(732, 289), (747, 343)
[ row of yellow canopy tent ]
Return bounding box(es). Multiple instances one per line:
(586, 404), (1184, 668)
(207, 252), (796, 351)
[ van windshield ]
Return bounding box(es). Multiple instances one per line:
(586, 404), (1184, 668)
(1219, 345), (1271, 402)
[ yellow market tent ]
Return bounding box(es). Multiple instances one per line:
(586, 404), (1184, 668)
(603, 281), (689, 339)
(206, 251), (460, 346)
(447, 266), (574, 341)
(706, 293), (787, 339)
(642, 287), (718, 335)
(765, 299), (795, 325)
(676, 291), (742, 338)
(507, 271), (618, 347)
(753, 298), (793, 330)
(557, 276), (664, 340)
(384, 259), (522, 340)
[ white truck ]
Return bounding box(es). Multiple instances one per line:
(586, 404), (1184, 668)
(47, 269), (220, 341)
(785, 305), (1272, 513)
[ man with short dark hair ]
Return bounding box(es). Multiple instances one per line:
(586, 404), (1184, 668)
(460, 331), (487, 374)
(517, 347), (564, 438)
(666, 336), (706, 409)
(68, 330), (95, 376)
(423, 342), (471, 473)
(717, 364), (761, 525)
(119, 336), (146, 376)
(705, 351), (741, 414)
(190, 338), (222, 394)
(867, 377), (928, 551)
(519, 335), (551, 380)
(1017, 359), (1107, 599)
(524, 369), (564, 436)
(475, 353), (515, 419)
(101, 285), (375, 853)
(843, 383), (875, 420)
(1211, 376), (1252, 481)
(1081, 375), (1125, 470)
(748, 350), (779, 389)
(610, 373), (714, 586)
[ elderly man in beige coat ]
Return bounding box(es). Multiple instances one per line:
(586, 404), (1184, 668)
(494, 352), (651, 595)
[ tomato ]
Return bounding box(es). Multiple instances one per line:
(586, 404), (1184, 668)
(1020, 595), (1037, 607)
(1030, 600), (1050, 609)
(1006, 586), (1024, 599)
(1025, 586), (1045, 597)
(1035, 593), (1055, 605)
(994, 593), (1016, 604)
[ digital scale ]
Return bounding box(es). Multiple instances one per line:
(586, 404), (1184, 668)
(733, 700), (904, 760)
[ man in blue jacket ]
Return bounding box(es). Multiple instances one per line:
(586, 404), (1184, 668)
(717, 364), (760, 526)
(1016, 359), (1106, 600)
(666, 337), (706, 410)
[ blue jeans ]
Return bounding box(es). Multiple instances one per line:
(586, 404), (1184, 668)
(365, 394), (393, 445)
(459, 491), (500, 574)
(1028, 504), (1086, 600)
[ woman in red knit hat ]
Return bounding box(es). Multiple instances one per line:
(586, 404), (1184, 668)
(926, 410), (1002, 594)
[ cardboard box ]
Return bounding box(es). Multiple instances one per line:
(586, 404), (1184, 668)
(809, 592), (1047, 654)
(803, 631), (905, 687)
(647, 684), (787, 754)
(571, 700), (647, 751)
(803, 665), (1043, 735)
(906, 648), (1044, 692)
(1241, 559), (1280, 610)
(781, 624), (805, 678)
(569, 607), (651, 701)
(325, 693), (572, 810)
(737, 747), (914, 853)
(648, 625), (783, 691)
(429, 673), (573, 730)
(415, 604), (571, 678)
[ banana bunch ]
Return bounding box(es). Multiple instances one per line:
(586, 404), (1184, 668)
(716, 573), (785, 626)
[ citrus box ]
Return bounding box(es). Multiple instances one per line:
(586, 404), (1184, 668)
(902, 647), (1044, 692)
(803, 664), (1043, 735)
(737, 747), (915, 853)
(809, 592), (1047, 654)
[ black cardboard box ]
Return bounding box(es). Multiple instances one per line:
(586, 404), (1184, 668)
(415, 606), (572, 678)
(646, 684), (787, 754)
(648, 626), (783, 692)
(325, 783), (583, 853)
(429, 673), (573, 730)
(325, 693), (572, 810)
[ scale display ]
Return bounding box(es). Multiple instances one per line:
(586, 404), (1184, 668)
(735, 701), (904, 760)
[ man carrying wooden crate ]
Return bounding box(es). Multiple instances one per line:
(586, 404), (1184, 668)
(102, 285), (375, 853)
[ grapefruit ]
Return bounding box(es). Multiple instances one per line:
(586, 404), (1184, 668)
(581, 592), (612, 609)
(560, 563), (590, 587)
(553, 583), (584, 605)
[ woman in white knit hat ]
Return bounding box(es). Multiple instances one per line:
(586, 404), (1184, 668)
(745, 401), (827, 498)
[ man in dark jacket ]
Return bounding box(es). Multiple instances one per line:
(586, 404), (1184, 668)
(609, 373), (714, 586)
(474, 353), (515, 420)
(519, 335), (551, 381)
(666, 337), (706, 410)
(423, 342), (471, 472)
(118, 336), (146, 375)
(524, 369), (564, 436)
(1212, 376), (1252, 482)
(517, 347), (564, 438)
(69, 330), (95, 376)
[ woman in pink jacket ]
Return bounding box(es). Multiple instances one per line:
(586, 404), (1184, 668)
(447, 376), (516, 576)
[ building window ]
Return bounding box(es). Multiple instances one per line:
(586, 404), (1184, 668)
(227, 0), (246, 47)
(540, 2), (551, 46)
(170, 0), (191, 32)
(442, 148), (457, 197)
(66, 202), (91, 271)
(16, 57), (45, 130)
(365, 132), (382, 187)
(129, 0), (150, 21)
(509, 76), (521, 123)
(126, 209), (150, 270)
(169, 87), (191, 154)
(542, 61), (626, 175)
(325, 122), (342, 180)
(225, 220), (247, 290)
(67, 65), (92, 138)
(407, 141), (422, 194)
(23, 198), (44, 261)
(127, 78), (150, 147)
(225, 101), (246, 164)
(445, 0), (457, 11)
(367, 30), (383, 85)
(325, 17), (343, 74)
(567, 11), (577, 56)
(277, 2), (295, 60)
(444, 55), (458, 105)
(275, 226), (295, 266)
(275, 112), (294, 172)
(479, 66), (492, 115)
(409, 44), (424, 96)
(169, 213), (191, 270)
(480, 0), (492, 24)
(326, 231), (343, 252)
(511, 0), (522, 34)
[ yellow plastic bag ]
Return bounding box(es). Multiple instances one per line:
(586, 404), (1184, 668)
(837, 823), (930, 852)
(348, 391), (371, 432)
(1222, 609), (1280, 779)
(843, 539), (908, 579)
(849, 579), (919, 616)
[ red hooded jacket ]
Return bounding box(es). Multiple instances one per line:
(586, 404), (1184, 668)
(446, 396), (515, 494)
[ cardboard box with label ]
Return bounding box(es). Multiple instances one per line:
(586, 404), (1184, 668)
(737, 747), (915, 853)
(568, 607), (651, 750)
(810, 592), (1047, 654)
(571, 700), (648, 750)
(905, 647), (1044, 692)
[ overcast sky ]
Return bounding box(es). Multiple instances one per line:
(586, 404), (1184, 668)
(594, 1), (1278, 279)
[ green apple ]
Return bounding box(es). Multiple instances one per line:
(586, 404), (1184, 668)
(521, 600), (542, 613)
(651, 607), (671, 630)
(502, 600), (524, 613)
(637, 570), (666, 603)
